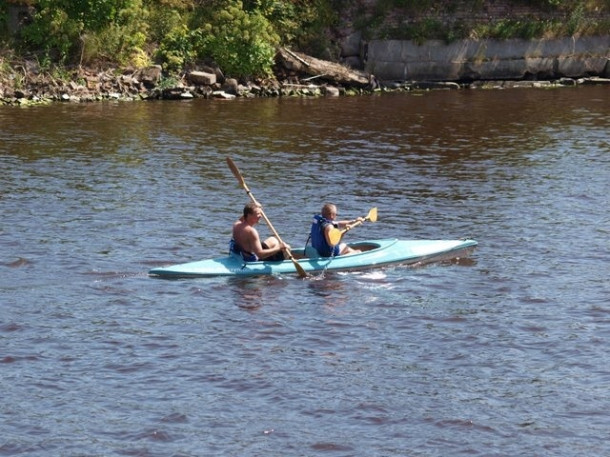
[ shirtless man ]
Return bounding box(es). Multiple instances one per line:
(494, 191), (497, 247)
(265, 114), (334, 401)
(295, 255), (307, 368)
(230, 202), (290, 262)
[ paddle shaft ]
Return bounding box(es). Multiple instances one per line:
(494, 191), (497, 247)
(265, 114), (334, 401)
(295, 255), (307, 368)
(226, 157), (308, 278)
(328, 207), (377, 245)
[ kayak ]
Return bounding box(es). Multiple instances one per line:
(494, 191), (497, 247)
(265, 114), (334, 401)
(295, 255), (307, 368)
(148, 238), (477, 278)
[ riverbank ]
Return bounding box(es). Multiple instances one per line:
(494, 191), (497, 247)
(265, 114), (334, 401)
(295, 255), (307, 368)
(2, 47), (609, 107)
(3, 0), (609, 106)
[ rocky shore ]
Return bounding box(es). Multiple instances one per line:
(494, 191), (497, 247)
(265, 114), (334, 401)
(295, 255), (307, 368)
(2, 48), (609, 106)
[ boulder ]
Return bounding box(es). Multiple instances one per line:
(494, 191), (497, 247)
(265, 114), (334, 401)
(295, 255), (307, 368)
(221, 78), (239, 95)
(323, 85), (340, 96)
(212, 91), (236, 99)
(201, 65), (225, 83)
(188, 71), (216, 86)
(137, 65), (162, 88)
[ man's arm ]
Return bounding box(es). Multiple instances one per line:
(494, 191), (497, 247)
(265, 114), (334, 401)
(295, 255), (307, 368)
(245, 228), (283, 260)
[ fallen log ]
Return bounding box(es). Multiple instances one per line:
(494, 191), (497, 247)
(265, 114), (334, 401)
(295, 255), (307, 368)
(276, 47), (372, 88)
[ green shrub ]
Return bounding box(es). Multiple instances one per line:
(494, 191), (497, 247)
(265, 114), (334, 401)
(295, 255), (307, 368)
(288, 0), (340, 57)
(156, 25), (199, 73)
(20, 7), (83, 62)
(82, 0), (150, 66)
(195, 0), (280, 78)
(21, 0), (149, 65)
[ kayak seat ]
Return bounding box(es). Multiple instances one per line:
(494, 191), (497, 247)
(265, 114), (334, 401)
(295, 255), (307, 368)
(304, 246), (322, 259)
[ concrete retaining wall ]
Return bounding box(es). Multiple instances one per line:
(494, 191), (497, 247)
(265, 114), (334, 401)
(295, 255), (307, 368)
(364, 36), (610, 81)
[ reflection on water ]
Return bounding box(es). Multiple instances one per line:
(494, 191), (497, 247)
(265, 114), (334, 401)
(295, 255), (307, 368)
(228, 277), (269, 310)
(307, 274), (351, 309)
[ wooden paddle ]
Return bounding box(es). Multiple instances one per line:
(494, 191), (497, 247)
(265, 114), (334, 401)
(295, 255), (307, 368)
(226, 157), (308, 278)
(328, 207), (378, 245)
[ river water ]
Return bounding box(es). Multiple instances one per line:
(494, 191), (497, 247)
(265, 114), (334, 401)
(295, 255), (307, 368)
(1, 86), (609, 456)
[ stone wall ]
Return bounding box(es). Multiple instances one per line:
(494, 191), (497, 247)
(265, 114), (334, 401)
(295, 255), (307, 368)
(364, 36), (610, 82)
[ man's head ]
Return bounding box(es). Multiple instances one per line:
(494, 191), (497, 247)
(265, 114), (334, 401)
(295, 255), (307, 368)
(243, 202), (261, 220)
(321, 203), (337, 220)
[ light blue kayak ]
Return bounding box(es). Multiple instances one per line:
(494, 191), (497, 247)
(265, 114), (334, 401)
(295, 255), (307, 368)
(148, 238), (477, 278)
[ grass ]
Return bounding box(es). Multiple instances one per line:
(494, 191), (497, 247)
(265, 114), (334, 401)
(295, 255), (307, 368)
(358, 0), (610, 42)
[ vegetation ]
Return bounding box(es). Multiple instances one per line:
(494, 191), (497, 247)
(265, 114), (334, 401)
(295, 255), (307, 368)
(1, 0), (337, 78)
(365, 0), (610, 43)
(0, 0), (608, 78)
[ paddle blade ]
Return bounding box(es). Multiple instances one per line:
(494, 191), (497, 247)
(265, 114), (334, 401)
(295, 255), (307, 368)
(291, 257), (308, 278)
(328, 228), (342, 246)
(226, 157), (247, 190)
(368, 207), (378, 222)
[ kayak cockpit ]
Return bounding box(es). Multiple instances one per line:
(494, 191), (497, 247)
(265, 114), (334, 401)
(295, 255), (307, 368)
(291, 241), (383, 260)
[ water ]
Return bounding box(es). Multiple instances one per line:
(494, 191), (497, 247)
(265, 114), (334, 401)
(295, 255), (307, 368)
(1, 86), (609, 456)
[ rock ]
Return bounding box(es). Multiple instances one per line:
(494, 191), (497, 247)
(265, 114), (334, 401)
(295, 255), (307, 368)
(503, 80), (551, 89)
(380, 80), (402, 89)
(161, 88), (186, 100)
(221, 78), (239, 95)
(248, 83), (262, 95)
(193, 85), (213, 98)
(188, 71), (216, 86)
(582, 76), (610, 85)
(25, 60), (40, 75)
(469, 81), (503, 90)
(323, 85), (340, 96)
(86, 77), (99, 90)
(558, 77), (577, 86)
(137, 65), (162, 88)
(212, 91), (236, 99)
(121, 75), (138, 87)
(411, 81), (460, 90)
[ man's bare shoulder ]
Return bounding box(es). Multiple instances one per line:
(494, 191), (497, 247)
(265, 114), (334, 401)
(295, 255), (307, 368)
(234, 222), (258, 241)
